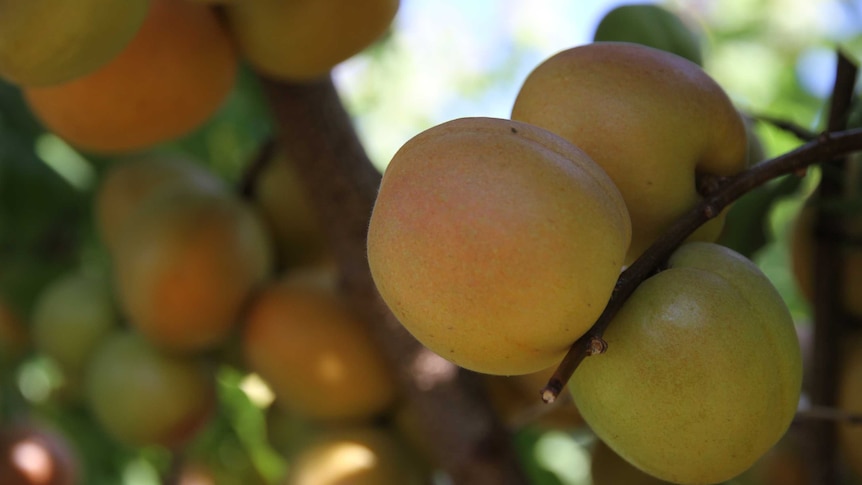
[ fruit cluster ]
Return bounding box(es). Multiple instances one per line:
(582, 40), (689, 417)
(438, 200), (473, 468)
(0, 0), (399, 154)
(367, 5), (807, 485)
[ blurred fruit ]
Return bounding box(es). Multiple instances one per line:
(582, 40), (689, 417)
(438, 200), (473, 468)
(591, 439), (672, 485)
(31, 270), (116, 385)
(84, 331), (216, 447)
(226, 0), (399, 81)
(0, 422), (78, 485)
(593, 4), (703, 65)
(265, 403), (321, 458)
(0, 0), (149, 86)
(367, 117), (631, 375)
(95, 155), (224, 251)
(790, 203), (862, 317)
(252, 154), (329, 269)
(512, 42), (747, 264)
(23, 0), (237, 154)
(113, 184), (273, 352)
(242, 276), (397, 421)
(284, 426), (422, 485)
(571, 243), (801, 484)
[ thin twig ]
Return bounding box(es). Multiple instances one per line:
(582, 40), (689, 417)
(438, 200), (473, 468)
(542, 124), (862, 403)
(750, 113), (819, 141)
(796, 406), (862, 425)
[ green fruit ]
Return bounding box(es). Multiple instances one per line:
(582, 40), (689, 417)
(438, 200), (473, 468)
(593, 4), (703, 65)
(31, 270), (117, 380)
(85, 331), (215, 447)
(367, 117), (631, 375)
(570, 242), (801, 484)
(0, 0), (149, 86)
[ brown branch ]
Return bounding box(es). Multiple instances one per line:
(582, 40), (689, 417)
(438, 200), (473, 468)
(806, 50), (858, 485)
(542, 125), (862, 403)
(256, 75), (530, 485)
(796, 406), (862, 425)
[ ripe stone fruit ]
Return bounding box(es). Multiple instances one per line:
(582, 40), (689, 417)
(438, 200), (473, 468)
(570, 242), (802, 484)
(242, 275), (397, 421)
(95, 155), (224, 252)
(31, 270), (117, 387)
(85, 331), (216, 447)
(226, 0), (400, 81)
(0, 422), (78, 485)
(284, 426), (423, 485)
(367, 117), (631, 375)
(23, 0), (237, 154)
(0, 0), (148, 86)
(593, 4), (704, 65)
(512, 42), (747, 265)
(113, 183), (272, 353)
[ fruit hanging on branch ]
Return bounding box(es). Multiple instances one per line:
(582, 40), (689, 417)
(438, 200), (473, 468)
(593, 4), (704, 65)
(367, 116), (631, 376)
(511, 42), (748, 265)
(570, 242), (801, 484)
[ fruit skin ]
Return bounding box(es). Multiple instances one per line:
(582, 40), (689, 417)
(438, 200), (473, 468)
(95, 155), (223, 252)
(0, 0), (148, 86)
(252, 154), (329, 269)
(23, 0), (237, 154)
(284, 426), (422, 485)
(570, 242), (801, 484)
(84, 331), (216, 447)
(0, 421), (79, 485)
(226, 0), (399, 81)
(31, 270), (117, 384)
(512, 42), (747, 265)
(593, 4), (703, 65)
(113, 185), (273, 353)
(242, 276), (397, 421)
(367, 117), (631, 375)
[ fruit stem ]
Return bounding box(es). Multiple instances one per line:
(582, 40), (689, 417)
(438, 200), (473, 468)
(543, 50), (862, 405)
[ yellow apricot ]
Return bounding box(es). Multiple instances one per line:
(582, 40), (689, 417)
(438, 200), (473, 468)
(512, 42), (747, 265)
(113, 185), (273, 352)
(242, 277), (397, 422)
(0, 0), (148, 86)
(367, 117), (631, 375)
(226, 0), (399, 81)
(95, 155), (224, 252)
(23, 0), (237, 154)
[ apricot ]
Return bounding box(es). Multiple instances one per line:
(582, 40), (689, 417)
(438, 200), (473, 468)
(284, 427), (422, 485)
(226, 0), (399, 81)
(95, 155), (224, 251)
(593, 4), (703, 65)
(252, 154), (329, 269)
(23, 0), (237, 154)
(0, 0), (148, 86)
(367, 117), (631, 375)
(0, 422), (78, 485)
(242, 276), (397, 422)
(571, 242), (801, 484)
(512, 42), (747, 265)
(84, 331), (215, 447)
(31, 270), (117, 383)
(113, 184), (273, 352)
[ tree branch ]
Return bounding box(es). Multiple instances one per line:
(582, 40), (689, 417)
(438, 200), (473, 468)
(543, 124), (862, 403)
(256, 75), (530, 485)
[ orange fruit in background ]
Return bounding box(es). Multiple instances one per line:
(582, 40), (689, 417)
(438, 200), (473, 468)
(242, 276), (397, 422)
(0, 422), (79, 485)
(23, 0), (237, 154)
